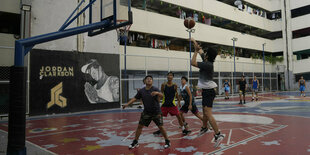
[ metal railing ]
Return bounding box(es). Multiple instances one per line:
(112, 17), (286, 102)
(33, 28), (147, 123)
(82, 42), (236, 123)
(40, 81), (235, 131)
(119, 54), (280, 104)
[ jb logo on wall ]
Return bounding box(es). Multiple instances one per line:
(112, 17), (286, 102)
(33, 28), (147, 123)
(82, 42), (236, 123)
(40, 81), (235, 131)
(30, 49), (120, 116)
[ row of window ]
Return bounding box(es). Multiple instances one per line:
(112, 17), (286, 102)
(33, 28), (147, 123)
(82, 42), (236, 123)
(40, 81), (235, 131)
(130, 0), (282, 40)
(119, 31), (281, 61)
(293, 27), (310, 39)
(291, 5), (310, 18)
(218, 0), (282, 20)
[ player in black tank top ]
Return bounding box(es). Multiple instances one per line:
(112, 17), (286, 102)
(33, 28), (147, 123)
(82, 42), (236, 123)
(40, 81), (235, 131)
(153, 72), (191, 136)
(162, 83), (178, 107)
(179, 77), (213, 131)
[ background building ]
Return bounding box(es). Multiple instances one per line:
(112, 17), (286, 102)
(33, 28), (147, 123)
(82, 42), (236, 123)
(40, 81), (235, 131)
(1, 0), (310, 109)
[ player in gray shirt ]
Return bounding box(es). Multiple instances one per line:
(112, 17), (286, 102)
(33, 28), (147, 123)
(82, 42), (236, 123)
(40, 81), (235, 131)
(191, 38), (224, 148)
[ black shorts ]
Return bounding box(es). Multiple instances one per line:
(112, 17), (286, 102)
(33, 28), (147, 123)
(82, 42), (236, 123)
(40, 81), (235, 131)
(202, 89), (216, 108)
(138, 112), (163, 127)
(239, 89), (246, 95)
(180, 103), (199, 114)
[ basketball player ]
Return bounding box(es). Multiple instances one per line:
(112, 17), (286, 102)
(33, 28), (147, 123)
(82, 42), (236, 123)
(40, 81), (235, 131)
(191, 38), (225, 148)
(223, 79), (230, 99)
(123, 75), (170, 149)
(251, 76), (259, 101)
(299, 76), (306, 97)
(153, 72), (191, 136)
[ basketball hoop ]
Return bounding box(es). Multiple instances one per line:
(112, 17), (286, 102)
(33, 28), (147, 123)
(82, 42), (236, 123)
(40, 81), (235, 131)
(116, 20), (132, 42)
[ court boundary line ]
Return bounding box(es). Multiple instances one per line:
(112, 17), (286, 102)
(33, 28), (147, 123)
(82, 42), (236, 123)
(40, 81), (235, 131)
(207, 125), (287, 155)
(0, 129), (57, 155)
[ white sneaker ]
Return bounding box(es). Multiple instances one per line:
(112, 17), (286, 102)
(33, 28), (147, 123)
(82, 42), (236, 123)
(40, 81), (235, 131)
(129, 140), (139, 149)
(164, 140), (170, 149)
(214, 133), (225, 148)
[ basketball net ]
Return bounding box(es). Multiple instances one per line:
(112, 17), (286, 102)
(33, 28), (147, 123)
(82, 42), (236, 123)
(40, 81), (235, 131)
(116, 20), (132, 42)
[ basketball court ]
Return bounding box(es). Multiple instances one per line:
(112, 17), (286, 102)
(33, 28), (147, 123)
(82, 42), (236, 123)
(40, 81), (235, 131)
(1, 92), (310, 155)
(2, 0), (310, 155)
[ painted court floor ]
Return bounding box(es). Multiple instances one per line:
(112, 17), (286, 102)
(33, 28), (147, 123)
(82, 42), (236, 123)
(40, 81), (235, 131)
(1, 91), (310, 155)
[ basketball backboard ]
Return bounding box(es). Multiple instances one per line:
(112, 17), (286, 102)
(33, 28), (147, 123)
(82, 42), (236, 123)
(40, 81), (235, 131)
(88, 0), (132, 36)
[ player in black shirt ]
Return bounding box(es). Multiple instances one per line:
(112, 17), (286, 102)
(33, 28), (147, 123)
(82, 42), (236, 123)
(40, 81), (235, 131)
(239, 75), (247, 104)
(123, 75), (170, 149)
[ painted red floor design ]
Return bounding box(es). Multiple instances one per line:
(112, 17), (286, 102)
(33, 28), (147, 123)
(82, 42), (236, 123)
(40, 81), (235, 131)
(1, 111), (310, 155)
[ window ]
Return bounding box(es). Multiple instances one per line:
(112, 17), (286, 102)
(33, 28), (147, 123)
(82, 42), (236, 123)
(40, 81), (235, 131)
(291, 5), (310, 18)
(293, 27), (310, 39)
(0, 11), (20, 35)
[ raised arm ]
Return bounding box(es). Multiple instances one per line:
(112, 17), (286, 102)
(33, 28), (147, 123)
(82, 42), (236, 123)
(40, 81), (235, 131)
(191, 38), (204, 55)
(122, 97), (137, 109)
(191, 50), (199, 67)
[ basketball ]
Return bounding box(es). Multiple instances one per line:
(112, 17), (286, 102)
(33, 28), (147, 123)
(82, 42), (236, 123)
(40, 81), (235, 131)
(184, 17), (196, 29)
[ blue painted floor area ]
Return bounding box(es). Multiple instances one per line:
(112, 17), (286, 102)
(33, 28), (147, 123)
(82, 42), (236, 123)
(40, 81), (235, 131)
(275, 91), (310, 96)
(204, 101), (310, 118)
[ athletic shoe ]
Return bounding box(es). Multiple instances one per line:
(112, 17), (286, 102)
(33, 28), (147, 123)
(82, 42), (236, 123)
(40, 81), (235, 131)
(129, 140), (139, 149)
(200, 127), (208, 134)
(153, 130), (161, 136)
(251, 98), (254, 101)
(214, 133), (225, 148)
(182, 129), (191, 135)
(256, 98), (258, 101)
(239, 101), (242, 104)
(137, 105), (142, 109)
(164, 139), (170, 149)
(243, 100), (246, 104)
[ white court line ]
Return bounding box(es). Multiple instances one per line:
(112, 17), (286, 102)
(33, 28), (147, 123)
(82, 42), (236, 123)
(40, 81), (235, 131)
(26, 120), (139, 139)
(189, 130), (200, 135)
(0, 129), (57, 155)
(122, 131), (135, 142)
(169, 118), (179, 127)
(226, 129), (232, 145)
(256, 125), (272, 130)
(27, 127), (95, 139)
(266, 123), (283, 127)
(26, 141), (57, 155)
(262, 124), (282, 130)
(240, 128), (256, 136)
(260, 125), (275, 130)
(248, 127), (263, 133)
(207, 125), (287, 155)
(213, 107), (245, 112)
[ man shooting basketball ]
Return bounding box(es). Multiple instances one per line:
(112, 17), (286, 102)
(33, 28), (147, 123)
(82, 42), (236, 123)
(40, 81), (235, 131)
(190, 38), (224, 148)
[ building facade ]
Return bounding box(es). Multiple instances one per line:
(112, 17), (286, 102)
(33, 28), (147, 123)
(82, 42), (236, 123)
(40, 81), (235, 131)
(1, 0), (310, 105)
